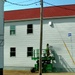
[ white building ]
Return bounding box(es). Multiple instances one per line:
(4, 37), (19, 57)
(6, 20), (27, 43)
(0, 0), (4, 74)
(4, 4), (75, 72)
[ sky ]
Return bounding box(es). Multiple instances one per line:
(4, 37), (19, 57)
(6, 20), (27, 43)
(4, 0), (75, 11)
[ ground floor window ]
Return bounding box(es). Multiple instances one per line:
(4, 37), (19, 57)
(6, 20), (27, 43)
(10, 47), (16, 57)
(27, 47), (33, 57)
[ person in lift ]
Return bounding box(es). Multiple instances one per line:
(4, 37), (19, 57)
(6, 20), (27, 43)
(46, 43), (50, 57)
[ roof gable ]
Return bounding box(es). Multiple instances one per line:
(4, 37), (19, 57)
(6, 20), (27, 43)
(4, 4), (75, 21)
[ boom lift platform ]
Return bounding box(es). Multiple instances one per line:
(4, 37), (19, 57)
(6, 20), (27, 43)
(31, 48), (56, 73)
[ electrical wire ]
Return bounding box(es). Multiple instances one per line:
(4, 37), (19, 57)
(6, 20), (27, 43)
(17, 0), (31, 3)
(5, 0), (75, 12)
(6, 0), (40, 6)
(5, 0), (32, 7)
(44, 1), (75, 12)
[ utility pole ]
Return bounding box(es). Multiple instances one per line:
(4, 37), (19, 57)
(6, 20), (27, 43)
(0, 0), (5, 75)
(39, 0), (43, 75)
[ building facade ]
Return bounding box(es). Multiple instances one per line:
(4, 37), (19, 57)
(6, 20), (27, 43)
(4, 4), (75, 72)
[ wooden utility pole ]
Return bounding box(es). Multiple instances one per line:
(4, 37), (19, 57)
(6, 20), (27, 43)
(39, 0), (43, 75)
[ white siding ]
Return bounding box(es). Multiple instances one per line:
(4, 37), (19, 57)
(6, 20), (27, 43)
(4, 20), (40, 67)
(4, 17), (75, 71)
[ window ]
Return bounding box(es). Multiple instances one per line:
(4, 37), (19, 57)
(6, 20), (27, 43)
(27, 47), (33, 57)
(10, 25), (16, 35)
(27, 24), (33, 34)
(10, 47), (16, 57)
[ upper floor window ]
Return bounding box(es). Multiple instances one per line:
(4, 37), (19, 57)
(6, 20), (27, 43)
(10, 25), (16, 35)
(27, 24), (33, 34)
(27, 47), (33, 57)
(10, 47), (16, 57)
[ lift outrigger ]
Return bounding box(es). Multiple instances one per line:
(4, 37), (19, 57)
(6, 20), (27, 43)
(31, 47), (56, 73)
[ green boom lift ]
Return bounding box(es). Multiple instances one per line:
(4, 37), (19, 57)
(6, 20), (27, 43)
(31, 48), (56, 73)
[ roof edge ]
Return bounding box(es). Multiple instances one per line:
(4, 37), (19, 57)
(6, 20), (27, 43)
(4, 15), (75, 23)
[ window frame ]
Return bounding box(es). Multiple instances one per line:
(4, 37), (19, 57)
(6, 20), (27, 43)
(27, 24), (33, 34)
(10, 25), (16, 35)
(10, 47), (16, 57)
(27, 47), (33, 57)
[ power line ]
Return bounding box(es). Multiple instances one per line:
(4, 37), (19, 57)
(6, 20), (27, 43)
(6, 0), (40, 6)
(5, 0), (75, 12)
(5, 0), (32, 6)
(5, 0), (32, 7)
(17, 0), (31, 3)
(44, 1), (75, 12)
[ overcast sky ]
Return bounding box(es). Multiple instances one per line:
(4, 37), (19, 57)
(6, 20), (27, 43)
(4, 0), (75, 11)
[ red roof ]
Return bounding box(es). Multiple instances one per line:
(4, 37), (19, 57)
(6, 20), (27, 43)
(4, 4), (75, 21)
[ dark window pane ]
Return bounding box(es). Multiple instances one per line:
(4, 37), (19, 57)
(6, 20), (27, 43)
(11, 48), (15, 51)
(27, 47), (33, 57)
(28, 47), (33, 51)
(10, 47), (16, 57)
(27, 24), (33, 28)
(10, 52), (16, 57)
(27, 52), (33, 56)
(27, 24), (33, 34)
(27, 29), (33, 34)
(10, 30), (15, 35)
